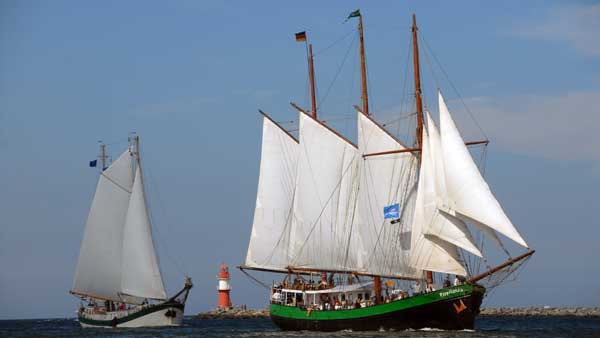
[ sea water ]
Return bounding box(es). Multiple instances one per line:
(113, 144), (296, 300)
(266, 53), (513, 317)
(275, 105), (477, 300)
(1, 316), (599, 338)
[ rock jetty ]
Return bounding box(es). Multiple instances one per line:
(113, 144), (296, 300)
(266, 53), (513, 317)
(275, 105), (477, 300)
(196, 306), (600, 319)
(481, 306), (600, 317)
(196, 306), (269, 319)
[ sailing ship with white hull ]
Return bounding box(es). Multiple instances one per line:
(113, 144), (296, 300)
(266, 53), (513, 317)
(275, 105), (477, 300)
(71, 136), (192, 328)
(240, 11), (534, 331)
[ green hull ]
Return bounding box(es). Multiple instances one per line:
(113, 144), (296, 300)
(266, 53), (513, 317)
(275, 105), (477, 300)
(270, 284), (485, 331)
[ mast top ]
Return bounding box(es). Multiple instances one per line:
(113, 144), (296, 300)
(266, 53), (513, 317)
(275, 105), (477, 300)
(345, 9), (369, 116)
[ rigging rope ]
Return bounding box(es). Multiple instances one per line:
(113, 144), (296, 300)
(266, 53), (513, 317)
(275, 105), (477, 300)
(317, 33), (358, 111)
(240, 269), (271, 290)
(143, 161), (188, 278)
(314, 29), (356, 56)
(418, 32), (488, 140)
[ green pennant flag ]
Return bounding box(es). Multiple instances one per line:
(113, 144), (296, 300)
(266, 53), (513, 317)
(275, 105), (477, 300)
(345, 9), (361, 22)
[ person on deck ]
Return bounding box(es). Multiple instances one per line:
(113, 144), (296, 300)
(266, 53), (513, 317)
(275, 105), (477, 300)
(443, 275), (451, 288)
(412, 281), (423, 295)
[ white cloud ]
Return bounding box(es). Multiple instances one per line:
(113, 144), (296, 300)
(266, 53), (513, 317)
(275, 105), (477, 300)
(513, 3), (600, 57)
(448, 91), (600, 164)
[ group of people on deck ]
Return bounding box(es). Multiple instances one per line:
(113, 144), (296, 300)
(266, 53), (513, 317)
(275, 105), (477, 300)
(273, 273), (467, 311)
(80, 298), (148, 315)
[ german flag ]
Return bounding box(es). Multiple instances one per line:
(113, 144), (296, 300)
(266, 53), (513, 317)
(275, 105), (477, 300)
(295, 31), (307, 42)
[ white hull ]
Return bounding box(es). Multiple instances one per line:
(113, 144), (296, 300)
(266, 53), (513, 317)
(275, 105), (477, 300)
(79, 305), (184, 328)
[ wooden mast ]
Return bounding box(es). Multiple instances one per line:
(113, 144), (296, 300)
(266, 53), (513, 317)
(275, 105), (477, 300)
(412, 14), (424, 149)
(134, 135), (142, 170)
(308, 43), (318, 118)
(412, 13), (433, 287)
(99, 143), (107, 170)
(356, 10), (380, 302)
(358, 13), (369, 116)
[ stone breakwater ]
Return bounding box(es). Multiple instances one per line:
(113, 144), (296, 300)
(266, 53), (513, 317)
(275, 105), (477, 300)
(196, 307), (269, 319)
(197, 306), (600, 319)
(480, 307), (600, 317)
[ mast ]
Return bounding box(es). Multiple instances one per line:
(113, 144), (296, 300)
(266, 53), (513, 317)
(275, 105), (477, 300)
(358, 13), (369, 115)
(99, 143), (107, 170)
(295, 31), (317, 118)
(354, 9), (377, 301)
(412, 14), (424, 149)
(308, 44), (318, 118)
(134, 135), (142, 172)
(412, 13), (432, 287)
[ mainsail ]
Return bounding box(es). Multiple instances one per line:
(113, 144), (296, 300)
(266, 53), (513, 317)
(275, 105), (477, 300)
(72, 150), (134, 300)
(245, 114), (299, 271)
(73, 142), (167, 302)
(288, 111), (360, 271)
(355, 111), (421, 278)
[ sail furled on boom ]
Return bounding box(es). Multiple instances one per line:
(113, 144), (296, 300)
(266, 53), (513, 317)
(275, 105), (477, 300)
(355, 111), (422, 279)
(121, 166), (167, 300)
(245, 115), (299, 271)
(72, 150), (134, 300)
(288, 112), (361, 271)
(436, 92), (528, 248)
(410, 125), (468, 276)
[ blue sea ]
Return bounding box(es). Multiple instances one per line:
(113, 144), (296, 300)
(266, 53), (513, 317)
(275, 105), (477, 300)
(1, 317), (599, 338)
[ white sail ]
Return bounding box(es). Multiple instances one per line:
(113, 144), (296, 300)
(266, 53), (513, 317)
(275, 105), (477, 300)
(72, 150), (134, 300)
(289, 112), (360, 271)
(424, 112), (482, 257)
(411, 126), (467, 276)
(245, 115), (299, 271)
(355, 111), (422, 278)
(121, 166), (167, 300)
(437, 92), (528, 248)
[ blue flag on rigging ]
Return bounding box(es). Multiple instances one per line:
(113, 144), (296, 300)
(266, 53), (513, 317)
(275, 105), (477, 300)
(89, 160), (97, 168)
(383, 203), (400, 219)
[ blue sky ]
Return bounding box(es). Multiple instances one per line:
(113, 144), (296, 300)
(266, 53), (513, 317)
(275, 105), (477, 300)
(1, 1), (599, 319)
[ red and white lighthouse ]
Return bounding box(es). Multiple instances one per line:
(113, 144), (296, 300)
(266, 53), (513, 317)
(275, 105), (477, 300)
(217, 264), (232, 309)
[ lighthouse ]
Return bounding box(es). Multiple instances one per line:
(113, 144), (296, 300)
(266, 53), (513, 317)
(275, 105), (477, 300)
(217, 264), (232, 309)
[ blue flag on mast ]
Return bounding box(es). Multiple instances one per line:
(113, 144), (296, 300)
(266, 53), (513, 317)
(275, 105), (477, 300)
(89, 160), (97, 168)
(383, 203), (400, 219)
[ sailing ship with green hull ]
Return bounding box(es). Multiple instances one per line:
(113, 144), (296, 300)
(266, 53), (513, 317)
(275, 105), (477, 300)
(240, 11), (534, 331)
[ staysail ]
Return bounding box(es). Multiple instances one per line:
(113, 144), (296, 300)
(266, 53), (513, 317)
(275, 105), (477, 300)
(245, 114), (299, 271)
(72, 150), (134, 300)
(288, 111), (360, 271)
(410, 125), (467, 276)
(355, 111), (421, 278)
(121, 166), (167, 300)
(423, 112), (482, 257)
(436, 92), (528, 248)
